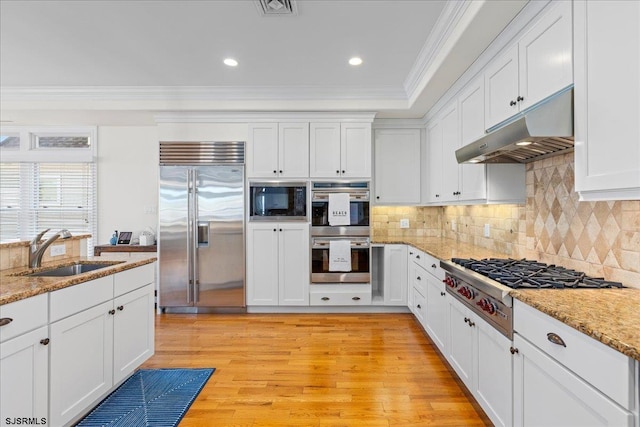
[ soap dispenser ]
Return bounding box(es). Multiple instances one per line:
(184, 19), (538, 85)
(110, 230), (118, 245)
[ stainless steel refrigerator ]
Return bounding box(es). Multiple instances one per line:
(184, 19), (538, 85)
(158, 141), (245, 309)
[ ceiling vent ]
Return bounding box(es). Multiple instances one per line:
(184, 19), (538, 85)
(255, 0), (297, 16)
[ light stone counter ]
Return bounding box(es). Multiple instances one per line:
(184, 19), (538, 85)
(374, 236), (640, 362)
(0, 254), (157, 305)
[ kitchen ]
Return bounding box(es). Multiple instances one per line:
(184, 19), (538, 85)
(1, 0), (639, 426)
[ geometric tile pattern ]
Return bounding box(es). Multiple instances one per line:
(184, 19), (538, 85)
(77, 368), (214, 427)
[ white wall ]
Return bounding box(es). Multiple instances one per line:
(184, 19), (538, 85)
(97, 123), (249, 245)
(97, 126), (159, 244)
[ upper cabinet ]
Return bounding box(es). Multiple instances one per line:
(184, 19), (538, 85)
(485, 0), (573, 129)
(310, 122), (371, 178)
(573, 0), (640, 200)
(247, 123), (309, 178)
(374, 128), (421, 205)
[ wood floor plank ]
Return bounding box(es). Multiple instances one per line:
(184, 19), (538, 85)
(143, 313), (492, 426)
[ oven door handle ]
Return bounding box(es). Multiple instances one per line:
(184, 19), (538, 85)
(312, 192), (369, 202)
(312, 239), (370, 249)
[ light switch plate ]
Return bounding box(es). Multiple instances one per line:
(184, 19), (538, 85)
(50, 244), (66, 257)
(484, 223), (490, 237)
(400, 219), (410, 229)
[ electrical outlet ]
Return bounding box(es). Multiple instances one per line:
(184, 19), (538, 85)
(400, 219), (410, 229)
(484, 223), (490, 237)
(451, 221), (456, 231)
(50, 244), (66, 257)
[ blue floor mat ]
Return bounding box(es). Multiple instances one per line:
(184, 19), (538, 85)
(76, 368), (215, 427)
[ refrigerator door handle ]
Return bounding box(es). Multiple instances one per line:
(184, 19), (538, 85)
(193, 169), (200, 302)
(187, 169), (194, 304)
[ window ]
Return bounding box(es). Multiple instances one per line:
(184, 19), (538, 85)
(0, 127), (97, 252)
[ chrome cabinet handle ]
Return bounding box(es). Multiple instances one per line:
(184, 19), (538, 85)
(547, 332), (566, 347)
(0, 318), (13, 327)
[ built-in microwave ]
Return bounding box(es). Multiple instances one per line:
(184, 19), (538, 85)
(249, 182), (307, 221)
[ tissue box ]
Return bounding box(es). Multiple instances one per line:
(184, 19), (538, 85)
(139, 235), (153, 246)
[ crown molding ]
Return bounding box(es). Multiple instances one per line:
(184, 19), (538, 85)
(154, 111), (377, 124)
(0, 85), (406, 102)
(403, 0), (471, 98)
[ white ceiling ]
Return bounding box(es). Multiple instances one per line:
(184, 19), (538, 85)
(0, 0), (527, 125)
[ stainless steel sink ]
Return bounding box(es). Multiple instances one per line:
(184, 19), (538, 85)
(26, 262), (122, 277)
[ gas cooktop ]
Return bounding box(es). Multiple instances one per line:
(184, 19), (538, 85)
(450, 258), (624, 289)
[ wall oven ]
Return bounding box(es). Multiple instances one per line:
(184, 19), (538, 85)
(311, 236), (370, 283)
(311, 181), (370, 236)
(249, 181), (307, 221)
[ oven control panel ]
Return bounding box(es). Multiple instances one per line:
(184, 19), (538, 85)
(443, 273), (512, 339)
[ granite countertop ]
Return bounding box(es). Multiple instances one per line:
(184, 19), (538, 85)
(511, 289), (640, 361)
(374, 237), (640, 362)
(0, 254), (157, 306)
(373, 236), (511, 261)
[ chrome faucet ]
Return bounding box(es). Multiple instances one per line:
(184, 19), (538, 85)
(29, 229), (72, 268)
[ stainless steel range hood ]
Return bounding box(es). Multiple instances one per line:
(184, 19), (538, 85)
(456, 87), (574, 164)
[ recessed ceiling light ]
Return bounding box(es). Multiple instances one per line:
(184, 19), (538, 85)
(349, 57), (363, 66)
(516, 141), (533, 146)
(224, 58), (238, 67)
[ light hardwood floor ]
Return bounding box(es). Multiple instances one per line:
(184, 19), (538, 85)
(142, 313), (492, 426)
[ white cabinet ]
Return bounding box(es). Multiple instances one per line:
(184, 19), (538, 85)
(425, 119), (443, 203)
(0, 326), (49, 424)
(247, 222), (309, 306)
(447, 297), (513, 427)
(424, 275), (447, 353)
(310, 122), (371, 178)
(248, 122), (309, 178)
(485, 1), (573, 128)
(373, 129), (421, 204)
(382, 244), (407, 306)
(309, 284), (372, 306)
(425, 101), (458, 203)
(573, 0), (640, 200)
(49, 300), (114, 427)
(49, 264), (156, 426)
(513, 300), (635, 426)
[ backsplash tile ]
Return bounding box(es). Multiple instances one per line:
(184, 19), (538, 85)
(373, 153), (640, 288)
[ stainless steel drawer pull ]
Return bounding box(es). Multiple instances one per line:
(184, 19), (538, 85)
(547, 332), (566, 347)
(0, 318), (13, 327)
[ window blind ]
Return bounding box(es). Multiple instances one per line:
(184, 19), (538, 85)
(0, 162), (96, 252)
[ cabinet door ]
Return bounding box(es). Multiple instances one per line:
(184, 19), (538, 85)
(474, 317), (512, 427)
(309, 122), (341, 178)
(412, 288), (426, 326)
(278, 223), (309, 306)
(513, 334), (634, 427)
(113, 284), (155, 384)
(0, 326), (48, 423)
(447, 298), (474, 389)
(278, 122), (309, 178)
(340, 122), (372, 178)
(458, 78), (487, 201)
(49, 301), (114, 427)
(518, 0), (573, 110)
(440, 103), (460, 203)
(424, 276), (447, 353)
(383, 245), (408, 306)
(425, 119), (443, 203)
(574, 0), (640, 199)
(374, 129), (421, 204)
(246, 223), (280, 305)
(485, 45), (519, 129)
(248, 123), (279, 178)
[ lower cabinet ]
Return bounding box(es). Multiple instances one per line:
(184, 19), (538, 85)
(424, 275), (447, 353)
(382, 244), (408, 305)
(247, 223), (309, 306)
(0, 326), (49, 424)
(49, 301), (114, 427)
(309, 284), (372, 306)
(447, 297), (512, 427)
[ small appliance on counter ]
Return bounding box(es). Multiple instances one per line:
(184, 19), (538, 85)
(139, 228), (156, 246)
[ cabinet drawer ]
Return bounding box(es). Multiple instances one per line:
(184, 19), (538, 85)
(412, 287), (426, 325)
(514, 300), (634, 409)
(309, 285), (372, 306)
(0, 294), (48, 343)
(408, 246), (445, 281)
(407, 247), (426, 269)
(114, 263), (155, 297)
(410, 264), (427, 297)
(50, 276), (114, 322)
